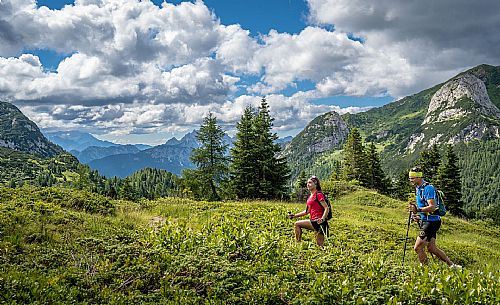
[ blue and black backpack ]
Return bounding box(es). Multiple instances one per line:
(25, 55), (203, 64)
(418, 182), (447, 216)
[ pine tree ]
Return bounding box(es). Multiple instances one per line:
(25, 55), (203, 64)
(294, 170), (308, 202)
(366, 142), (390, 194)
(253, 98), (290, 199)
(436, 144), (463, 215)
(120, 177), (137, 201)
(328, 160), (342, 181)
(416, 144), (441, 183)
(342, 128), (369, 186)
(230, 106), (259, 199)
(190, 112), (229, 201)
(393, 169), (414, 201)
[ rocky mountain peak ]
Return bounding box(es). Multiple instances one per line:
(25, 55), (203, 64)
(0, 101), (63, 157)
(423, 73), (500, 125)
(283, 111), (349, 157)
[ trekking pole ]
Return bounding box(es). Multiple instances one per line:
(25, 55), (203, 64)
(402, 210), (412, 267)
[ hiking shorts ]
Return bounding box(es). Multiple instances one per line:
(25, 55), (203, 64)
(418, 220), (441, 242)
(311, 219), (329, 236)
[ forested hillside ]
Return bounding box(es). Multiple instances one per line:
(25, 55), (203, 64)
(455, 139), (500, 220)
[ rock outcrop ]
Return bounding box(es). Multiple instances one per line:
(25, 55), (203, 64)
(406, 72), (500, 152)
(0, 101), (63, 157)
(423, 73), (500, 125)
(283, 111), (349, 157)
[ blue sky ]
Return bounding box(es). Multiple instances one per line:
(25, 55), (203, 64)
(2, 0), (499, 144)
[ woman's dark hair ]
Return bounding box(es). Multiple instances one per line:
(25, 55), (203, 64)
(310, 176), (322, 192)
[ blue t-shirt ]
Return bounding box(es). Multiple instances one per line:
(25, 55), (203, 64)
(416, 181), (441, 222)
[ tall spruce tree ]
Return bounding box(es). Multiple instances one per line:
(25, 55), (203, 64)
(393, 169), (414, 200)
(436, 144), (463, 215)
(417, 144), (441, 183)
(190, 112), (229, 201)
(342, 128), (369, 186)
(366, 142), (390, 194)
(294, 170), (308, 202)
(230, 106), (259, 199)
(253, 98), (290, 199)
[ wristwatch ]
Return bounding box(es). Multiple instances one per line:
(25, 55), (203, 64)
(416, 207), (422, 212)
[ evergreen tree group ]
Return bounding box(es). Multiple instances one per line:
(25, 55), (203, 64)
(436, 145), (463, 215)
(393, 144), (464, 215)
(230, 99), (290, 199)
(341, 128), (389, 194)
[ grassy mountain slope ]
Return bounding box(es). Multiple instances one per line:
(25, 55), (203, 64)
(1, 186), (498, 304)
(0, 147), (80, 185)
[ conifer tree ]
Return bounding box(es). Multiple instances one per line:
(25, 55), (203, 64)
(253, 98), (290, 199)
(294, 170), (308, 201)
(393, 169), (414, 200)
(190, 112), (229, 201)
(436, 144), (463, 215)
(416, 144), (441, 183)
(342, 128), (368, 186)
(328, 160), (342, 181)
(121, 177), (137, 201)
(230, 106), (259, 199)
(230, 99), (290, 199)
(366, 142), (390, 193)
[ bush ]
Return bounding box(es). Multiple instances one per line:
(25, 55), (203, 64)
(321, 180), (362, 199)
(0, 186), (115, 215)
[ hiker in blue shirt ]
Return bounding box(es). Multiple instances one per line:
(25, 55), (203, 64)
(408, 167), (461, 268)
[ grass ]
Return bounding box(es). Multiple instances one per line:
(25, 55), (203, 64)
(0, 186), (499, 304)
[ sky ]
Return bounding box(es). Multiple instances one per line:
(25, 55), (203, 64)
(1, 0), (499, 145)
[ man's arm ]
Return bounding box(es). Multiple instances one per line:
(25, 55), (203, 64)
(418, 198), (437, 213)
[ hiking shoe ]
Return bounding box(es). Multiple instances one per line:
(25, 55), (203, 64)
(449, 264), (462, 269)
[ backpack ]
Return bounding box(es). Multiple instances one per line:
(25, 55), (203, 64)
(418, 182), (447, 216)
(315, 192), (333, 220)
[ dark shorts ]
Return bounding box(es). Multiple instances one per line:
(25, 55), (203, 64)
(311, 220), (329, 236)
(418, 220), (441, 242)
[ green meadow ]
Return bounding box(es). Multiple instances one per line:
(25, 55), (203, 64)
(1, 186), (499, 304)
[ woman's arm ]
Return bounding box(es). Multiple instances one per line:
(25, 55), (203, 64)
(317, 201), (329, 223)
(290, 209), (308, 218)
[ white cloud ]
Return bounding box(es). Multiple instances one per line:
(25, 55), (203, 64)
(306, 0), (500, 95)
(1, 0), (499, 143)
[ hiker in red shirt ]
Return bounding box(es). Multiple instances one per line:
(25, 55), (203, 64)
(288, 176), (329, 247)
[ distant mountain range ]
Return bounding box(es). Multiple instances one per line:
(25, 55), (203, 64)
(44, 130), (118, 152)
(44, 130), (152, 152)
(88, 131), (239, 177)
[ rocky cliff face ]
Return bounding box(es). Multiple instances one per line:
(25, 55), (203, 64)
(306, 112), (350, 154)
(283, 111), (349, 156)
(423, 73), (500, 125)
(0, 101), (63, 157)
(406, 72), (500, 152)
(281, 111), (349, 178)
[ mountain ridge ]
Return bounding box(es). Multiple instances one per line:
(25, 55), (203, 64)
(0, 101), (63, 157)
(283, 64), (500, 179)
